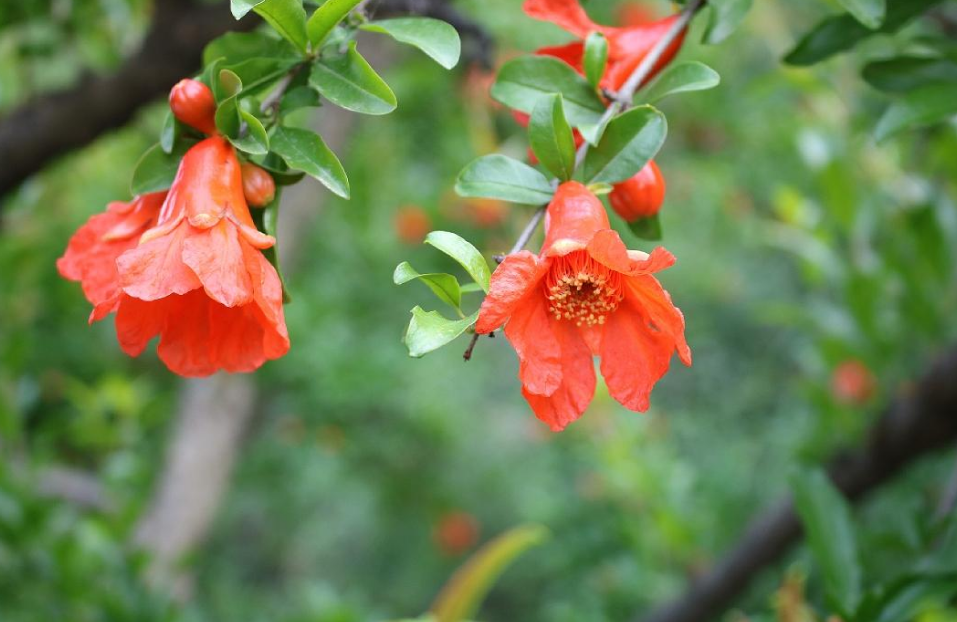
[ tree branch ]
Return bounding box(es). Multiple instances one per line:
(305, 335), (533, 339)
(638, 344), (957, 622)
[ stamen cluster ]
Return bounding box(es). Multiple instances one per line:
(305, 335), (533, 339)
(545, 251), (623, 327)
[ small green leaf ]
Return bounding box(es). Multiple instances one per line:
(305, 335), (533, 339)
(460, 283), (484, 294)
(361, 17), (461, 69)
(582, 106), (667, 185)
(875, 82), (957, 142)
(425, 231), (491, 293)
(579, 114), (612, 146)
(224, 58), (299, 96)
(159, 111), (178, 154)
(491, 56), (606, 129)
(529, 94), (576, 182)
(403, 307), (478, 358)
(790, 468), (862, 618)
(394, 262), (462, 310)
(455, 155), (555, 205)
(784, 0), (945, 66)
(837, 0), (886, 29)
(582, 32), (608, 88)
(639, 61), (720, 104)
(229, 110), (269, 155)
(627, 213), (662, 241)
(703, 0), (753, 44)
(252, 156), (307, 185)
(430, 525), (550, 622)
(307, 0), (363, 46)
(231, 0), (264, 19)
(270, 126), (350, 198)
(130, 142), (193, 196)
(280, 85), (322, 113)
(253, 0), (309, 53)
(203, 31), (298, 67)
(309, 42), (397, 115)
(217, 68), (243, 101)
(862, 56), (957, 93)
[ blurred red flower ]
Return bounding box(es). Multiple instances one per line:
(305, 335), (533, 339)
(434, 511), (480, 556)
(831, 360), (876, 406)
(476, 181), (691, 431)
(57, 192), (166, 323)
(113, 135), (289, 376)
(394, 205), (432, 245)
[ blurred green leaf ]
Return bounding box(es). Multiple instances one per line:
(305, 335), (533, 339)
(270, 126), (349, 198)
(639, 61), (720, 104)
(583, 32), (608, 89)
(875, 83), (957, 142)
(583, 106), (667, 185)
(306, 0), (363, 47)
(252, 0), (309, 53)
(703, 0), (753, 44)
(455, 155), (554, 205)
(784, 0), (945, 66)
(231, 0), (264, 19)
(309, 42), (397, 115)
(491, 56), (605, 129)
(403, 307), (478, 357)
(203, 31), (298, 67)
(394, 261), (462, 310)
(430, 525), (550, 622)
(425, 231), (490, 293)
(159, 112), (178, 154)
(627, 213), (662, 241)
(529, 94), (575, 182)
(361, 18), (461, 70)
(837, 0), (886, 29)
(130, 142), (191, 196)
(791, 468), (862, 618)
(863, 57), (957, 93)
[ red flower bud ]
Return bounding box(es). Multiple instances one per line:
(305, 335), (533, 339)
(831, 360), (876, 406)
(394, 205), (432, 245)
(241, 162), (276, 208)
(433, 511), (480, 556)
(609, 160), (665, 222)
(169, 78), (217, 135)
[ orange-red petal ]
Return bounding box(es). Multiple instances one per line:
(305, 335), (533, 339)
(476, 251), (547, 334)
(624, 273), (692, 366)
(522, 319), (595, 431)
(182, 220), (254, 308)
(504, 293), (563, 397)
(522, 0), (599, 38)
(117, 223), (202, 301)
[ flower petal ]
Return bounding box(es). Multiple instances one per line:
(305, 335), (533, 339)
(522, 0), (599, 38)
(604, 16), (686, 90)
(242, 240), (290, 358)
(117, 222), (201, 301)
(182, 220), (254, 308)
(476, 251), (547, 334)
(625, 273), (692, 366)
(587, 231), (676, 276)
(522, 320), (595, 431)
(542, 181), (610, 257)
(504, 293), (563, 396)
(537, 41), (584, 72)
(114, 294), (169, 357)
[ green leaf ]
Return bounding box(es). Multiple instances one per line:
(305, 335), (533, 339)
(582, 32), (608, 89)
(425, 231), (491, 293)
(253, 0), (309, 53)
(251, 190), (291, 303)
(790, 468), (862, 618)
(582, 106), (667, 185)
(491, 56), (606, 129)
(213, 69), (268, 155)
(403, 308), (478, 358)
(393, 262), (462, 310)
(309, 42), (397, 115)
(130, 142), (192, 196)
(837, 0), (885, 29)
(252, 156), (307, 185)
(875, 82), (957, 142)
(430, 525), (550, 622)
(703, 0), (753, 44)
(528, 94), (576, 182)
(455, 155), (554, 206)
(306, 0), (363, 47)
(216, 68), (243, 102)
(159, 111), (178, 154)
(627, 213), (662, 241)
(784, 0), (945, 66)
(639, 61), (720, 104)
(230, 110), (269, 155)
(270, 126), (349, 198)
(862, 56), (957, 93)
(223, 58), (298, 96)
(231, 0), (264, 19)
(279, 85), (322, 113)
(361, 17), (461, 70)
(203, 31), (298, 67)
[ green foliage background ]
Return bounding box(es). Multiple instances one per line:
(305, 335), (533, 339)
(1, 0), (957, 620)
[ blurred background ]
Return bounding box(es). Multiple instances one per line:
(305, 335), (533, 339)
(1, 0), (957, 620)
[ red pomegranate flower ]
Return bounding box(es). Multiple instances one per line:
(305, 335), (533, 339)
(112, 135), (289, 376)
(57, 192), (166, 322)
(476, 181), (691, 430)
(523, 0), (685, 91)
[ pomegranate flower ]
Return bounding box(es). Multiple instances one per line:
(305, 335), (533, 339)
(112, 135), (289, 376)
(524, 0), (685, 91)
(57, 192), (166, 322)
(476, 182), (691, 430)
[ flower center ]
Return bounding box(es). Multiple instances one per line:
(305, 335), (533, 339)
(544, 251), (623, 327)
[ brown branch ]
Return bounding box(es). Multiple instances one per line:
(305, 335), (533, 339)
(0, 1), (258, 199)
(638, 344), (957, 622)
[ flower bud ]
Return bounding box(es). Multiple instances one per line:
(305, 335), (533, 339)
(608, 160), (666, 222)
(831, 360), (876, 406)
(169, 79), (217, 135)
(394, 205), (432, 244)
(433, 511), (480, 556)
(241, 162), (276, 208)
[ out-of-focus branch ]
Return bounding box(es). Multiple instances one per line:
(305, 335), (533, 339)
(0, 0), (257, 199)
(638, 345), (957, 622)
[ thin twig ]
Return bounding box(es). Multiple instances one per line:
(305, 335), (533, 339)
(463, 332), (481, 361)
(508, 206), (547, 255)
